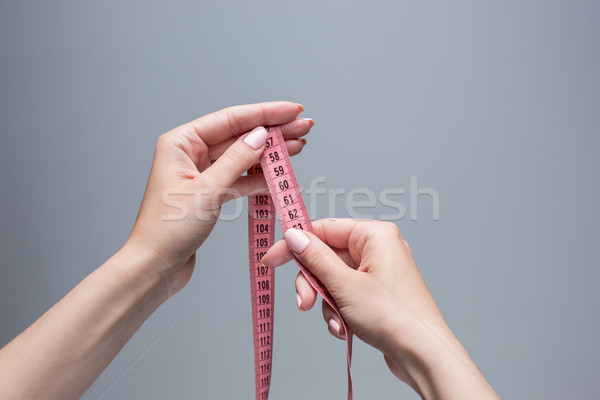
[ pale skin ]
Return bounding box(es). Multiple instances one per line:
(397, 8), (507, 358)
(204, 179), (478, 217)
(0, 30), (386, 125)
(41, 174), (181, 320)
(262, 222), (500, 399)
(0, 101), (498, 399)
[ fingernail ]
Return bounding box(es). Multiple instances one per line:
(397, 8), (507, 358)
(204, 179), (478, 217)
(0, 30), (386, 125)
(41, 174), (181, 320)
(296, 293), (303, 311)
(328, 318), (344, 336)
(243, 126), (268, 150)
(301, 117), (314, 126)
(285, 228), (310, 254)
(295, 103), (304, 112)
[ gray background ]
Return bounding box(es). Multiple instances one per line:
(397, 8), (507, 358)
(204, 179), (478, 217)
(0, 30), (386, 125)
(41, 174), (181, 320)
(1, 0), (599, 399)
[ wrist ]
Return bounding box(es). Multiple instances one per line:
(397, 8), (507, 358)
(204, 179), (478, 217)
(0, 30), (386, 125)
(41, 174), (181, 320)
(380, 316), (448, 397)
(121, 236), (194, 300)
(114, 241), (172, 305)
(384, 319), (497, 400)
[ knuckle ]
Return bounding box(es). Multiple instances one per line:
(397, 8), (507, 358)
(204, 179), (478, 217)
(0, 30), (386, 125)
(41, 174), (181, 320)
(305, 245), (331, 271)
(224, 146), (249, 165)
(225, 107), (242, 133)
(295, 270), (307, 283)
(378, 220), (398, 231)
(375, 221), (403, 240)
(259, 103), (268, 124)
(403, 239), (412, 254)
(155, 133), (172, 151)
(180, 126), (209, 157)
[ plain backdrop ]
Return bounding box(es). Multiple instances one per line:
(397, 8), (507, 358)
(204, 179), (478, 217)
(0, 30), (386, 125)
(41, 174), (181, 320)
(1, 1), (599, 399)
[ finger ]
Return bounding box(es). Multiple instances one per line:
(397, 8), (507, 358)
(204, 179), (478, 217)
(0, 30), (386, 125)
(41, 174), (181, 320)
(260, 239), (318, 312)
(221, 174), (267, 202)
(322, 299), (345, 340)
(220, 139), (306, 199)
(283, 139), (306, 158)
(200, 127), (268, 198)
(332, 248), (358, 269)
(295, 271), (317, 312)
(283, 228), (353, 294)
(262, 240), (351, 312)
(311, 218), (364, 249)
(261, 239), (293, 267)
(262, 233), (356, 269)
(187, 102), (304, 145)
(206, 116), (311, 159)
(312, 218), (404, 263)
(208, 137), (306, 163)
(278, 117), (314, 138)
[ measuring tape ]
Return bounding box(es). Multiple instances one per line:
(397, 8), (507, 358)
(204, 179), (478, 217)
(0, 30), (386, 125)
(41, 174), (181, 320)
(247, 125), (354, 400)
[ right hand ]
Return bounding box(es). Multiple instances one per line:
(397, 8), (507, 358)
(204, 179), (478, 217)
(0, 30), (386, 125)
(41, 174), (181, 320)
(261, 219), (442, 362)
(261, 219), (498, 399)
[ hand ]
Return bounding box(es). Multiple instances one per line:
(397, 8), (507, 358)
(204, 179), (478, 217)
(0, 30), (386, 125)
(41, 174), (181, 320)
(0, 102), (314, 400)
(261, 219), (498, 399)
(261, 220), (435, 362)
(127, 101), (312, 296)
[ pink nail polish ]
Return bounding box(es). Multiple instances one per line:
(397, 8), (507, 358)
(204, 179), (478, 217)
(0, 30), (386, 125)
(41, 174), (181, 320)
(284, 229), (310, 254)
(243, 126), (268, 150)
(296, 293), (303, 311)
(328, 318), (343, 336)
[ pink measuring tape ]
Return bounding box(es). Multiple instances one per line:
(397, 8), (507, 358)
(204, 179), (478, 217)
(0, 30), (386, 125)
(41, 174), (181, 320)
(247, 125), (353, 399)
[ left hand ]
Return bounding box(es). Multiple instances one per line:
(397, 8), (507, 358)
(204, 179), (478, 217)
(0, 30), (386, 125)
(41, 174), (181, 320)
(127, 101), (312, 296)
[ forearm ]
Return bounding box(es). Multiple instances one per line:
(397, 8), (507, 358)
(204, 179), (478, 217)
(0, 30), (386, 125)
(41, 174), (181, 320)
(387, 320), (499, 400)
(0, 244), (169, 400)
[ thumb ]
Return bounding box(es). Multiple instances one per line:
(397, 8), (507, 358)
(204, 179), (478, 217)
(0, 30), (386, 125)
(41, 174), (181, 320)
(200, 126), (268, 195)
(284, 228), (353, 296)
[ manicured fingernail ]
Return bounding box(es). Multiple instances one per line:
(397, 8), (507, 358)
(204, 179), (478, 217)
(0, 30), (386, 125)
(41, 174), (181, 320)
(301, 117), (314, 126)
(295, 103), (304, 112)
(284, 228), (310, 254)
(243, 126), (268, 150)
(328, 318), (344, 336)
(296, 293), (303, 311)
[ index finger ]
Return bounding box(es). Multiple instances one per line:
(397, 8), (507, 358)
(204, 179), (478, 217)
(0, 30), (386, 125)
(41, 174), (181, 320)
(312, 218), (365, 249)
(187, 101), (304, 145)
(312, 218), (406, 263)
(263, 219), (406, 271)
(261, 219), (367, 267)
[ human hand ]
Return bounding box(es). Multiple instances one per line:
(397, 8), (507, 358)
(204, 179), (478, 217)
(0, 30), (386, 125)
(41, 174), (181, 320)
(261, 219), (498, 399)
(126, 102), (312, 297)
